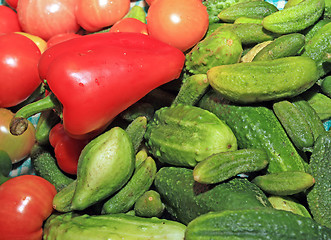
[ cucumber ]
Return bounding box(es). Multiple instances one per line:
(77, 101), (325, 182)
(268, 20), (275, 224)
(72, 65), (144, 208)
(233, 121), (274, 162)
(154, 167), (271, 225)
(43, 212), (186, 240)
(301, 91), (331, 121)
(193, 148), (268, 184)
(307, 132), (331, 228)
(262, 0), (325, 34)
(0, 150), (12, 185)
(125, 116), (148, 153)
(185, 208), (331, 239)
(198, 90), (307, 173)
(218, 0), (278, 22)
(52, 180), (76, 212)
(321, 75), (331, 97)
(135, 148), (148, 168)
(252, 33), (305, 61)
(252, 171), (315, 195)
(35, 109), (60, 146)
(284, 0), (304, 8)
(207, 56), (319, 103)
(120, 103), (153, 122)
(101, 156), (157, 214)
(240, 40), (273, 62)
(303, 19), (331, 43)
(134, 190), (165, 218)
(325, 0), (331, 19)
(234, 16), (263, 24)
(273, 100), (315, 151)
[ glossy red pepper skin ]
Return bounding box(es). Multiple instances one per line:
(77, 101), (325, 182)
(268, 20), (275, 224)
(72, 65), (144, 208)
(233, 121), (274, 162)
(49, 123), (89, 175)
(39, 32), (185, 138)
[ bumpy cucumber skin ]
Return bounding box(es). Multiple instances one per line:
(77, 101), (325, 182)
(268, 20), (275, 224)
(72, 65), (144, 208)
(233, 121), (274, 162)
(307, 132), (331, 228)
(43, 212), (186, 240)
(273, 100), (315, 151)
(185, 30), (243, 75)
(252, 171), (315, 195)
(234, 16), (263, 24)
(198, 90), (307, 173)
(252, 33), (305, 61)
(193, 148), (268, 184)
(52, 180), (76, 212)
(302, 22), (331, 78)
(321, 75), (331, 97)
(324, 0), (331, 19)
(218, 0), (279, 22)
(185, 208), (331, 240)
(35, 110), (60, 145)
(302, 91), (331, 121)
(134, 190), (165, 218)
(154, 167), (271, 225)
(268, 196), (312, 218)
(262, 0), (325, 34)
(207, 56), (319, 103)
(125, 116), (148, 153)
(144, 105), (237, 167)
(101, 156), (157, 214)
(303, 19), (331, 43)
(71, 127), (135, 211)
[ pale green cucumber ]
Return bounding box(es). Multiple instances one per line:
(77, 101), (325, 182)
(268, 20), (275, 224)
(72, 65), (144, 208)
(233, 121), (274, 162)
(268, 195), (312, 217)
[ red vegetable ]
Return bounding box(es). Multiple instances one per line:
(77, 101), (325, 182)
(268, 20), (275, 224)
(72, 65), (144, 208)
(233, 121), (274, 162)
(5, 0), (19, 9)
(47, 32), (82, 48)
(0, 5), (22, 33)
(49, 123), (89, 175)
(109, 17), (148, 35)
(0, 175), (57, 240)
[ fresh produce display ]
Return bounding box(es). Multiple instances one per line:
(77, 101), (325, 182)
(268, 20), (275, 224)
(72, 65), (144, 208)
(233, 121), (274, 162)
(0, 0), (330, 239)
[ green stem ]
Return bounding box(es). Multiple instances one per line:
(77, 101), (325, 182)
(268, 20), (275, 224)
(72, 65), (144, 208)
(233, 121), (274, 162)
(10, 94), (61, 136)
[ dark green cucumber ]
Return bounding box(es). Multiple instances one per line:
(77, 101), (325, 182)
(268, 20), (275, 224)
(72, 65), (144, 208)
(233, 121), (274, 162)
(193, 148), (268, 184)
(218, 0), (278, 22)
(154, 167), (271, 225)
(302, 19), (331, 43)
(262, 0), (325, 34)
(125, 116), (148, 153)
(300, 91), (331, 121)
(101, 156), (157, 214)
(0, 150), (12, 185)
(198, 90), (307, 173)
(307, 132), (331, 228)
(321, 75), (331, 97)
(253, 33), (305, 61)
(134, 190), (165, 218)
(252, 171), (315, 195)
(273, 100), (315, 151)
(185, 208), (331, 239)
(35, 110), (60, 146)
(120, 103), (154, 122)
(171, 74), (210, 107)
(44, 212), (186, 240)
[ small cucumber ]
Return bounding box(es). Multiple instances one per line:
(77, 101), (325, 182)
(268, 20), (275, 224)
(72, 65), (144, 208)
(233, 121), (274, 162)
(120, 103), (154, 122)
(273, 100), (315, 151)
(134, 190), (165, 218)
(303, 19), (331, 43)
(321, 75), (331, 97)
(252, 33), (305, 61)
(301, 91), (331, 121)
(207, 56), (319, 103)
(252, 171), (315, 195)
(324, 0), (331, 19)
(171, 74), (209, 107)
(135, 148), (148, 168)
(262, 0), (325, 34)
(101, 156), (157, 214)
(185, 208), (331, 239)
(52, 180), (76, 212)
(125, 116), (148, 153)
(218, 0), (278, 22)
(234, 16), (263, 24)
(268, 195), (312, 218)
(240, 40), (273, 62)
(193, 148), (268, 184)
(35, 110), (60, 146)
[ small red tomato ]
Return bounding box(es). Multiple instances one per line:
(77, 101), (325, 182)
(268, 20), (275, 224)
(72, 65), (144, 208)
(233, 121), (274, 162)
(47, 32), (82, 48)
(5, 0), (19, 9)
(0, 108), (36, 164)
(0, 5), (22, 33)
(146, 0), (209, 52)
(17, 0), (80, 40)
(75, 0), (130, 32)
(0, 175), (56, 240)
(109, 18), (148, 35)
(0, 33), (41, 108)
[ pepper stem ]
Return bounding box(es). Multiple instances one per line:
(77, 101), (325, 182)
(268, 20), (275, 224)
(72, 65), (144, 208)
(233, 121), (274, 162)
(10, 94), (61, 136)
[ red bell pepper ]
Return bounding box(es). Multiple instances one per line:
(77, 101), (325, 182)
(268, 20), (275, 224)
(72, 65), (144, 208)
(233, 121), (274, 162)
(49, 123), (89, 175)
(11, 32), (185, 139)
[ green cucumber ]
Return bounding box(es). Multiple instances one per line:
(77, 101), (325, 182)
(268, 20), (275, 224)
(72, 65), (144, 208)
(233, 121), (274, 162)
(101, 156), (157, 214)
(218, 0), (278, 22)
(198, 90), (307, 173)
(185, 208), (331, 239)
(134, 190), (165, 218)
(123, 5), (146, 23)
(321, 75), (331, 97)
(0, 150), (12, 185)
(125, 116), (148, 153)
(207, 56), (319, 103)
(135, 148), (148, 168)
(154, 167), (271, 225)
(252, 33), (305, 61)
(120, 103), (153, 122)
(193, 148), (268, 184)
(144, 105), (237, 167)
(44, 212), (186, 240)
(52, 180), (76, 212)
(307, 132), (331, 228)
(268, 195), (312, 218)
(273, 100), (315, 151)
(234, 16), (263, 24)
(240, 40), (273, 62)
(303, 19), (331, 43)
(325, 0), (331, 19)
(301, 90), (331, 121)
(35, 110), (60, 146)
(252, 171), (315, 195)
(284, 0), (304, 8)
(262, 0), (325, 34)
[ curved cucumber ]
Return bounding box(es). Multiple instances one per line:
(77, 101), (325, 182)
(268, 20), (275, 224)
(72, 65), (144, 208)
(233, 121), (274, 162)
(134, 190), (165, 218)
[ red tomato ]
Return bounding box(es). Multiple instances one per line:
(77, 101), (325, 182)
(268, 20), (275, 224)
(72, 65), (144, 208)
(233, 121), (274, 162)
(0, 33), (41, 108)
(5, 0), (18, 9)
(0, 175), (56, 240)
(47, 32), (82, 48)
(0, 5), (22, 33)
(75, 0), (130, 32)
(109, 18), (148, 35)
(146, 0), (209, 52)
(145, 0), (156, 5)
(0, 108), (36, 164)
(16, 0), (80, 40)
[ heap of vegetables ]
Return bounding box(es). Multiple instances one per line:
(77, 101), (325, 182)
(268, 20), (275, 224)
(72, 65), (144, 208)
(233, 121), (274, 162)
(0, 0), (330, 239)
